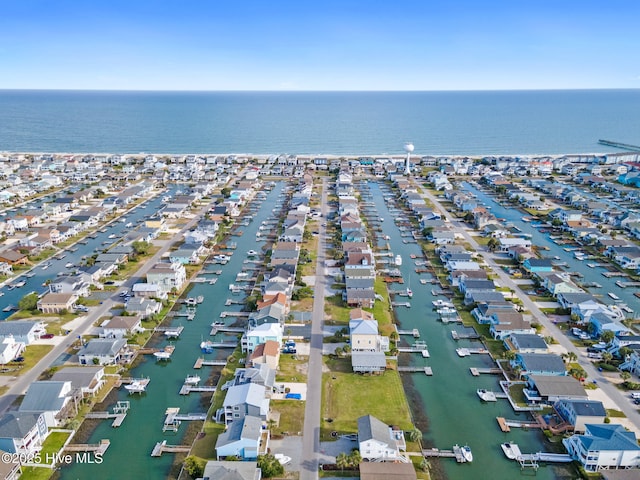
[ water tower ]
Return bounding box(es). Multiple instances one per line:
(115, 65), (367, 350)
(404, 142), (414, 175)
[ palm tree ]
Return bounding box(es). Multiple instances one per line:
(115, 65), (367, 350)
(567, 351), (577, 363)
(620, 371), (631, 382)
(601, 330), (615, 345)
(336, 452), (349, 471)
(348, 450), (362, 468)
(408, 427), (422, 443)
(602, 352), (613, 365)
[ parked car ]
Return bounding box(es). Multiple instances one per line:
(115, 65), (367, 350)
(40, 333), (54, 339)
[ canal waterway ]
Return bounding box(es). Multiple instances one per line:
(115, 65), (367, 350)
(62, 182), (286, 479)
(0, 187), (178, 320)
(460, 182), (640, 313)
(359, 181), (566, 480)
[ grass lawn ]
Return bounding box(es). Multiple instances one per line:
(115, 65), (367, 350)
(276, 354), (308, 383)
(19, 466), (54, 480)
(271, 399), (306, 435)
(321, 357), (413, 440)
(606, 409), (626, 418)
(508, 383), (528, 407)
(0, 344), (53, 376)
(324, 294), (350, 323)
(38, 430), (72, 465)
(291, 297), (314, 313)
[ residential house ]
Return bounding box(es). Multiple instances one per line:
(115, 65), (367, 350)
(0, 413), (48, 455)
(351, 351), (387, 374)
(359, 463), (417, 480)
(504, 333), (548, 353)
(131, 283), (166, 299)
(513, 353), (566, 378)
(563, 424), (640, 472)
(554, 399), (607, 433)
(223, 383), (269, 425)
(489, 312), (535, 340)
(37, 292), (78, 314)
(200, 461), (262, 480)
(248, 341), (280, 371)
(524, 375), (588, 404)
(124, 297), (162, 318)
(0, 338), (24, 365)
(216, 415), (267, 460)
(78, 338), (128, 365)
(18, 381), (73, 428)
(242, 323), (283, 354)
(0, 321), (46, 345)
(357, 415), (407, 463)
(146, 262), (187, 294)
(522, 258), (554, 274)
(100, 315), (143, 339)
(50, 366), (106, 398)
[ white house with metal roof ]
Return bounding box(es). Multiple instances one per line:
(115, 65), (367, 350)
(357, 414), (407, 463)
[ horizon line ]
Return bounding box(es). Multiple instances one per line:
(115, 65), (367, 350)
(1, 87), (639, 93)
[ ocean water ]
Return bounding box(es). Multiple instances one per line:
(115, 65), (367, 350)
(0, 89), (639, 155)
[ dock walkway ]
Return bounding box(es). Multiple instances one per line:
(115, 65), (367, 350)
(151, 440), (191, 457)
(64, 440), (111, 455)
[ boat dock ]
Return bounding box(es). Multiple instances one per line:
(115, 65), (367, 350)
(602, 271), (629, 278)
(398, 366), (433, 375)
(179, 384), (217, 395)
(163, 407), (207, 431)
(470, 367), (502, 376)
(422, 445), (469, 463)
(220, 311), (251, 318)
(85, 401), (130, 427)
(451, 330), (480, 340)
(456, 347), (489, 357)
(151, 440), (191, 457)
(497, 417), (542, 433)
(156, 325), (184, 338)
(193, 358), (227, 369)
(397, 329), (420, 338)
(64, 440), (111, 455)
(501, 442), (573, 470)
(615, 280), (640, 288)
(391, 301), (411, 308)
(210, 326), (245, 336)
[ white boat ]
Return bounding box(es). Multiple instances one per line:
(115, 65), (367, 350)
(186, 297), (198, 305)
(154, 351), (172, 360)
(477, 389), (497, 402)
(108, 234), (117, 239)
(213, 254), (230, 262)
(432, 299), (454, 308)
(184, 375), (201, 385)
(247, 250), (258, 256)
(608, 292), (620, 300)
(406, 287), (413, 298)
(125, 222), (133, 228)
(65, 262), (74, 268)
(395, 255), (402, 266)
(124, 381), (147, 394)
(456, 348), (470, 357)
(461, 445), (473, 462)
(501, 442), (520, 460)
(14, 280), (26, 288)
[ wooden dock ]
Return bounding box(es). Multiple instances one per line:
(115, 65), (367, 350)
(397, 366), (433, 375)
(65, 440), (111, 455)
(391, 302), (411, 308)
(497, 417), (542, 433)
(397, 329), (420, 338)
(602, 271), (629, 278)
(615, 280), (640, 288)
(151, 440), (191, 457)
(179, 385), (217, 395)
(470, 367), (502, 376)
(85, 411), (127, 427)
(193, 358), (227, 369)
(422, 445), (468, 463)
(220, 311), (251, 318)
(451, 330), (480, 340)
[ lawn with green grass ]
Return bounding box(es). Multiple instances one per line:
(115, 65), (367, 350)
(321, 358), (413, 439)
(271, 399), (306, 435)
(0, 344), (53, 376)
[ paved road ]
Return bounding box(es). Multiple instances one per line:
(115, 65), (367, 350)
(0, 195), (214, 414)
(301, 177), (328, 480)
(421, 188), (640, 432)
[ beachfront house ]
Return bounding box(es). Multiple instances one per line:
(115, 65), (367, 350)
(489, 312), (535, 340)
(124, 297), (162, 318)
(241, 323), (283, 354)
(37, 292), (78, 314)
(554, 399), (607, 433)
(504, 333), (548, 353)
(215, 415), (267, 460)
(145, 261), (187, 294)
(99, 315), (143, 339)
(563, 424), (640, 472)
(0, 412), (48, 456)
(357, 415), (407, 463)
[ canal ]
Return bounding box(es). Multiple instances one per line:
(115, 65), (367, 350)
(358, 181), (566, 480)
(0, 187), (178, 320)
(460, 181), (640, 313)
(62, 182), (286, 479)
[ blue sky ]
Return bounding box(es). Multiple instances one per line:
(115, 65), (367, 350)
(1, 0), (639, 90)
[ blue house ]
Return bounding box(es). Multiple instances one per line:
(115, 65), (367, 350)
(215, 415), (266, 460)
(522, 258), (554, 273)
(513, 353), (566, 378)
(563, 424), (640, 471)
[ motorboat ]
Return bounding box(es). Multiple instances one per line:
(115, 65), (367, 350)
(65, 262), (74, 268)
(406, 287), (413, 298)
(124, 380), (147, 394)
(274, 453), (292, 466)
(186, 297), (197, 306)
(394, 255), (402, 266)
(200, 341), (215, 354)
(461, 445), (473, 462)
(184, 375), (201, 385)
(456, 348), (470, 357)
(247, 250), (259, 256)
(154, 351), (172, 360)
(125, 222), (133, 228)
(432, 299), (454, 308)
(501, 442), (520, 460)
(477, 389), (497, 402)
